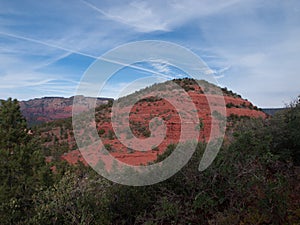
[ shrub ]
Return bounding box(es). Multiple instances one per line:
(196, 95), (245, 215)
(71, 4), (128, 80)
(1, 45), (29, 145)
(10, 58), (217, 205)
(98, 128), (105, 136)
(226, 102), (234, 108)
(104, 143), (112, 151)
(107, 130), (115, 140)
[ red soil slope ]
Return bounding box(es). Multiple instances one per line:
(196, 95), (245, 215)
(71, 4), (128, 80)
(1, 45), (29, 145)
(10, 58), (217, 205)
(61, 80), (266, 167)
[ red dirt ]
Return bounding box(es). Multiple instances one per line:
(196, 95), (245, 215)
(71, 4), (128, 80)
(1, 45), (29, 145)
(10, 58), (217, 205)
(61, 91), (266, 167)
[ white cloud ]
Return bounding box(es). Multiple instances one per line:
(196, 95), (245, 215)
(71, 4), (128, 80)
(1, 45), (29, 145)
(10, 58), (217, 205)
(0, 71), (78, 100)
(196, 0), (300, 107)
(149, 59), (171, 74)
(81, 0), (169, 32)
(82, 0), (242, 33)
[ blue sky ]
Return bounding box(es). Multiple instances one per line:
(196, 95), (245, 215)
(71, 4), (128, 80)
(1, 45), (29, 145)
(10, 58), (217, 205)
(0, 0), (299, 107)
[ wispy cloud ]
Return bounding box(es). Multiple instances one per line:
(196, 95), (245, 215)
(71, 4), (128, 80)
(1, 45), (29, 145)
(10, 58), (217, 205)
(82, 0), (241, 33)
(149, 59), (171, 74)
(81, 0), (169, 32)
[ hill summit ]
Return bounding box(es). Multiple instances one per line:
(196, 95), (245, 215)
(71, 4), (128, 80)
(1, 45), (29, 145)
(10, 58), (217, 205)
(34, 78), (266, 166)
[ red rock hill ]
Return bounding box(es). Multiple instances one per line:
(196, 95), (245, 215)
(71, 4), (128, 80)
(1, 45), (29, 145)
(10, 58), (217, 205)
(58, 79), (266, 166)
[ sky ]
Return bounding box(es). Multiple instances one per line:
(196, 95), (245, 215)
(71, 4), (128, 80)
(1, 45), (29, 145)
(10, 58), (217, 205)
(0, 0), (299, 107)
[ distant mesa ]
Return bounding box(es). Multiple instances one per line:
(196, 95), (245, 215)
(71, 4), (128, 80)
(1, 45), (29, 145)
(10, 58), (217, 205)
(19, 95), (113, 126)
(262, 108), (285, 116)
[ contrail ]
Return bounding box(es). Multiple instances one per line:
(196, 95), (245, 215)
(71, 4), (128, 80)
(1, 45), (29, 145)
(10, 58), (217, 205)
(80, 0), (112, 19)
(80, 0), (134, 29)
(0, 31), (98, 59)
(0, 31), (174, 79)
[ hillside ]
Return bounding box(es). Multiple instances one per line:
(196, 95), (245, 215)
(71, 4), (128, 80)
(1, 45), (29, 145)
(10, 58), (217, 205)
(2, 80), (299, 225)
(19, 95), (112, 126)
(35, 78), (266, 166)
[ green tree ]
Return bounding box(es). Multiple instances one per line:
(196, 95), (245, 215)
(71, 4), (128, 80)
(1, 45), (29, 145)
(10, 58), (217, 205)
(0, 98), (52, 224)
(269, 97), (300, 165)
(0, 98), (28, 150)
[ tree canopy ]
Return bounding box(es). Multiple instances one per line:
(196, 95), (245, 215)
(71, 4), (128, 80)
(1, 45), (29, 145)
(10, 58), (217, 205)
(0, 98), (52, 224)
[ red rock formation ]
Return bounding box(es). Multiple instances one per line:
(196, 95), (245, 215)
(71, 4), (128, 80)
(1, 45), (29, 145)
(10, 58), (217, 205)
(20, 96), (112, 126)
(60, 80), (266, 167)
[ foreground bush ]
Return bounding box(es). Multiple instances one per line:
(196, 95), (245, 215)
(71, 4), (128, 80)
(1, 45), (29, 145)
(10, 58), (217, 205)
(1, 97), (299, 224)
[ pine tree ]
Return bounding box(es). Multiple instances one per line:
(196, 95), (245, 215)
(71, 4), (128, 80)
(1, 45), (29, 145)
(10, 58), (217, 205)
(0, 98), (28, 151)
(0, 98), (52, 224)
